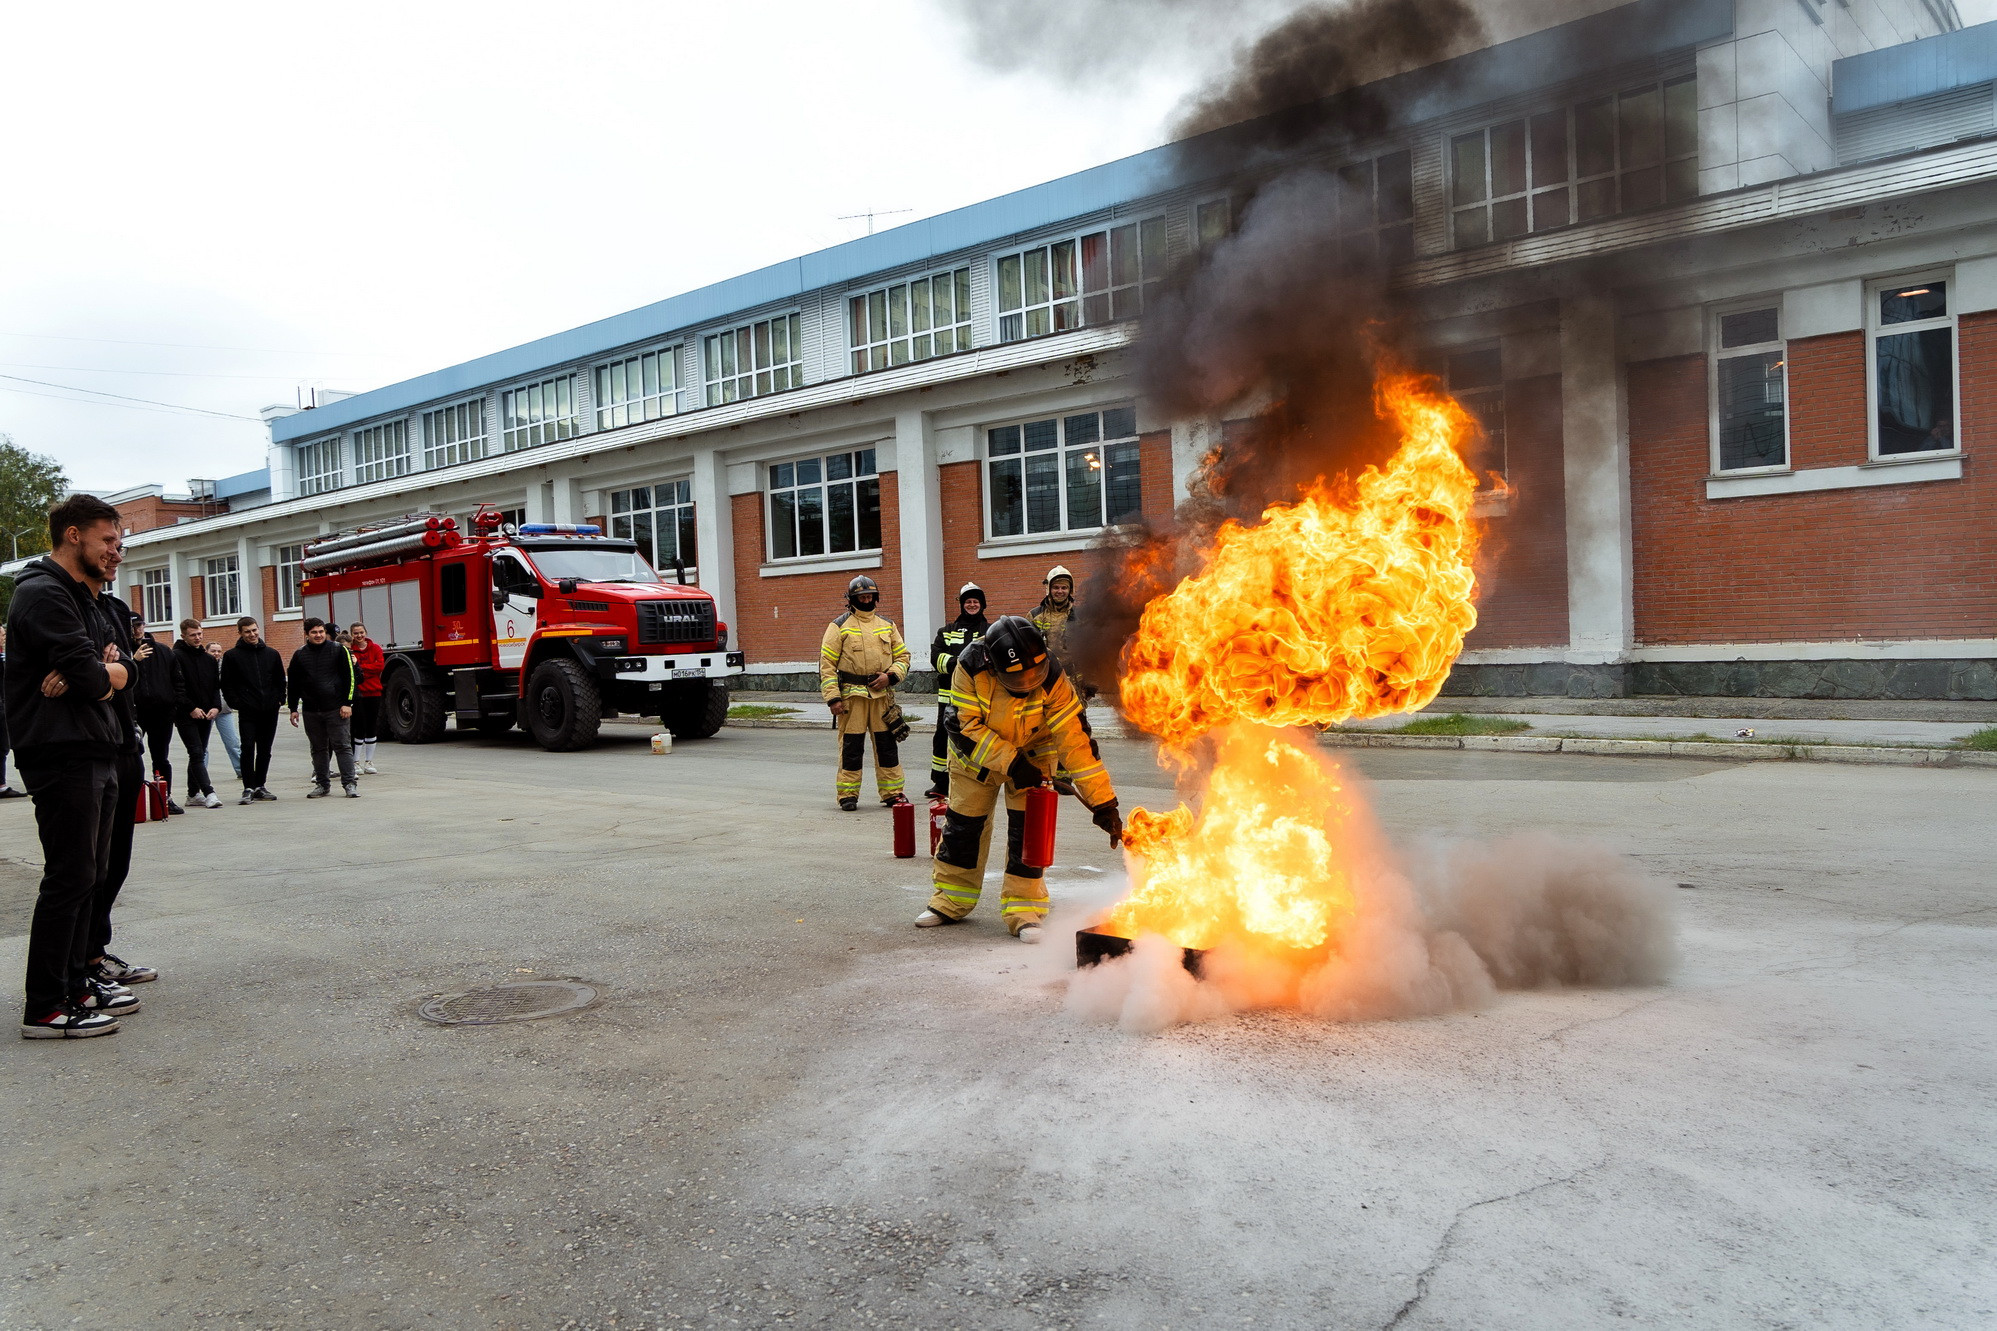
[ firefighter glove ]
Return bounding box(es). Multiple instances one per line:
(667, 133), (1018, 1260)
(1091, 800), (1124, 848)
(1007, 753), (1045, 789)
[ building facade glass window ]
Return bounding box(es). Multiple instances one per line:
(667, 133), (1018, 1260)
(985, 406), (1140, 538)
(276, 543), (305, 611)
(705, 314), (803, 405)
(353, 420), (411, 484)
(996, 219), (1166, 343)
(1333, 150), (1416, 267)
(423, 399), (487, 469)
(1447, 348), (1507, 481)
(595, 346), (680, 428)
(1451, 75), (1697, 249)
(766, 448), (879, 560)
(501, 374), (580, 452)
(141, 567), (173, 626)
(297, 437), (342, 496)
(204, 555), (241, 619)
(609, 481), (696, 572)
(1871, 276), (1956, 456)
(1711, 306), (1787, 472)
(849, 268), (972, 372)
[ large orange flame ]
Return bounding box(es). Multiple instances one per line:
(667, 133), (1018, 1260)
(1108, 370), (1483, 955)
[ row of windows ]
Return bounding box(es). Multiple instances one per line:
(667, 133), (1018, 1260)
(138, 547), (307, 626)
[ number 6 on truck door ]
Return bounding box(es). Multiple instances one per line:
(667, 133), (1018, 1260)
(491, 551), (539, 669)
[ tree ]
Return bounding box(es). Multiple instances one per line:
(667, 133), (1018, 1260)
(0, 433), (70, 620)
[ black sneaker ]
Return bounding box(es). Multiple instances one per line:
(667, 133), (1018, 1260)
(21, 1003), (118, 1039)
(343, 783), (360, 798)
(837, 797), (859, 811)
(0, 786), (25, 799)
(92, 953), (157, 985)
(80, 978), (140, 1017)
(166, 799), (185, 815)
(238, 789), (256, 805)
(253, 787), (278, 802)
(306, 785), (331, 799)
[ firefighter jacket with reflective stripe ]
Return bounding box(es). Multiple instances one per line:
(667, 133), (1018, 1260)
(928, 613), (989, 679)
(1031, 599), (1076, 660)
(819, 610), (910, 702)
(944, 647), (1112, 809)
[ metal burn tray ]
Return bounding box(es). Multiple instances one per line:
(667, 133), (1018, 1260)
(1074, 925), (1206, 977)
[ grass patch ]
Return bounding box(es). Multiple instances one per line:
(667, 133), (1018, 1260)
(1393, 712), (1532, 737)
(727, 704), (799, 720)
(1961, 726), (1997, 751)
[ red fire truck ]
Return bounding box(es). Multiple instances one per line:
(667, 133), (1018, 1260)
(299, 507), (744, 751)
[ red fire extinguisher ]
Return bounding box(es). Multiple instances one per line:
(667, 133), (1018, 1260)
(134, 781), (151, 824)
(1022, 785), (1058, 869)
(892, 800), (916, 858)
(929, 797), (949, 856)
(150, 777), (169, 821)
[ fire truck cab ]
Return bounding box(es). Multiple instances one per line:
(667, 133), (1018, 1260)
(301, 509), (744, 751)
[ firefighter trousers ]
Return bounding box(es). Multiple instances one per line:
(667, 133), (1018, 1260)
(835, 695), (904, 802)
(928, 763), (1046, 935)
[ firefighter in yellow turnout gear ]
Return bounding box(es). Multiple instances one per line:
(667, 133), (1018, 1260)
(917, 616), (1124, 942)
(820, 575), (912, 811)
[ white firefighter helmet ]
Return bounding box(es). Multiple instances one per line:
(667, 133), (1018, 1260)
(1044, 565), (1074, 588)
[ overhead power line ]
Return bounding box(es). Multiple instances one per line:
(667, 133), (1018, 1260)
(0, 361), (333, 382)
(0, 330), (407, 358)
(0, 373), (263, 421)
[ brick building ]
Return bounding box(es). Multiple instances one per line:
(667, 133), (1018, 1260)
(115, 0), (1997, 699)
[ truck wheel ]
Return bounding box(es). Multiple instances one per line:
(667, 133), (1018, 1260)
(523, 657), (602, 751)
(664, 679), (730, 740)
(383, 665), (447, 744)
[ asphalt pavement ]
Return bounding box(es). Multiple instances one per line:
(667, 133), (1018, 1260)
(0, 720), (1991, 1329)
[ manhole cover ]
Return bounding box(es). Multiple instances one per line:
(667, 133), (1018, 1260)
(419, 980), (598, 1026)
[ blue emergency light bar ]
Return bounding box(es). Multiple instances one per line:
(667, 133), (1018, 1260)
(516, 523), (601, 536)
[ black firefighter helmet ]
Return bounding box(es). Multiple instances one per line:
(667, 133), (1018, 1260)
(846, 575), (881, 612)
(982, 615), (1051, 695)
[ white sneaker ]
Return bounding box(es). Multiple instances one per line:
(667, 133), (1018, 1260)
(361, 761), (378, 775)
(914, 910), (959, 928)
(1017, 925), (1044, 944)
(200, 793), (223, 809)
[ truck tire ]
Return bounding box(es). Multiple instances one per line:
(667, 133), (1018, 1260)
(523, 657), (602, 751)
(383, 664), (448, 744)
(664, 679), (730, 740)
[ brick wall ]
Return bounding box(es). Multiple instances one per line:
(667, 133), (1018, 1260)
(1629, 318), (1997, 644)
(731, 472), (904, 663)
(115, 495), (223, 535)
(1465, 374), (1569, 649)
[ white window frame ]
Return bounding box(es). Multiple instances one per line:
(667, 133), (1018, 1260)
(203, 555), (241, 619)
(297, 436), (342, 496)
(352, 419), (411, 484)
(140, 567), (174, 627)
(983, 405), (1142, 540)
(995, 218), (1166, 344)
(704, 314), (803, 406)
(608, 479), (697, 574)
(594, 345), (681, 429)
(764, 447), (881, 562)
(848, 268), (973, 373)
(276, 543), (305, 612)
(1867, 270), (1959, 461)
(1708, 301), (1789, 476)
(422, 398), (488, 469)
(501, 373), (580, 452)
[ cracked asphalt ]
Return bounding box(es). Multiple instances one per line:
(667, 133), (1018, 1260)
(1, 721), (1991, 1329)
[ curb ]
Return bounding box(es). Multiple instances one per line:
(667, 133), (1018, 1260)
(726, 716), (937, 733)
(1320, 731), (1997, 768)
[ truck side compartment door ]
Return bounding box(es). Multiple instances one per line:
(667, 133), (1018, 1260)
(491, 552), (540, 670)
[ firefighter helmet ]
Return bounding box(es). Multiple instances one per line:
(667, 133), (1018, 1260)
(846, 575), (881, 611)
(958, 582), (986, 611)
(1044, 565), (1074, 588)
(981, 615), (1051, 695)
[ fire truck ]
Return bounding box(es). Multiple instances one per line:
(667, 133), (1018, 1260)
(299, 507), (744, 751)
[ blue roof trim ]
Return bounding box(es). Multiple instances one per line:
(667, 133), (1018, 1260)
(215, 467), (269, 500)
(271, 0), (1730, 446)
(1834, 20), (1997, 116)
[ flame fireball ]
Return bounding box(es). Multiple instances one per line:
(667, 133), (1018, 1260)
(1108, 370), (1483, 956)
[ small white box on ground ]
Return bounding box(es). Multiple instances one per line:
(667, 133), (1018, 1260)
(651, 732), (674, 754)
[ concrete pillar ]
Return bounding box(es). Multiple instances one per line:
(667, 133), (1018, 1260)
(1560, 295), (1633, 659)
(523, 479), (553, 526)
(893, 408), (944, 657)
(549, 474), (583, 526)
(165, 550), (187, 627)
(236, 535), (258, 620)
(690, 448), (735, 632)
(1169, 416), (1217, 508)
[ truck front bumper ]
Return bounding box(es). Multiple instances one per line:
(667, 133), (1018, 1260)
(593, 650), (746, 685)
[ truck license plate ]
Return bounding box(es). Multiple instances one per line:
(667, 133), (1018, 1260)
(672, 667), (705, 679)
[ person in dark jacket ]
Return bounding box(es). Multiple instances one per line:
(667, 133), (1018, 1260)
(0, 624), (22, 799)
(923, 582), (989, 799)
(129, 622), (181, 813)
(88, 596), (157, 998)
(172, 619), (222, 808)
(286, 617), (357, 797)
(221, 615), (286, 803)
(7, 494), (135, 1037)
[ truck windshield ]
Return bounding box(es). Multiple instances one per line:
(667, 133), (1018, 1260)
(523, 547), (666, 585)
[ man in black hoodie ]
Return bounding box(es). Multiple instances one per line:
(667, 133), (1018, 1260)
(129, 622), (180, 813)
(286, 617), (357, 798)
(220, 615), (285, 803)
(6, 494), (133, 1037)
(924, 582), (989, 799)
(172, 618), (222, 808)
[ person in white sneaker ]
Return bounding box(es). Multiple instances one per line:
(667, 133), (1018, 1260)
(347, 621), (385, 775)
(170, 619), (223, 808)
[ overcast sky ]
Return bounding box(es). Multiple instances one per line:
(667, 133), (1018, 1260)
(6, 0), (1991, 493)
